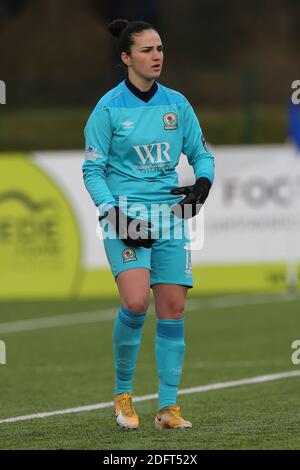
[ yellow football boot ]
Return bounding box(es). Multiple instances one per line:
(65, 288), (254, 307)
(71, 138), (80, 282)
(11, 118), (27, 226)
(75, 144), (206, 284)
(154, 405), (192, 429)
(114, 392), (139, 429)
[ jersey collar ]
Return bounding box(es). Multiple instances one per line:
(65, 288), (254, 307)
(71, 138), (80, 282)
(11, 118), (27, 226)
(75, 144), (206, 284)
(124, 78), (158, 103)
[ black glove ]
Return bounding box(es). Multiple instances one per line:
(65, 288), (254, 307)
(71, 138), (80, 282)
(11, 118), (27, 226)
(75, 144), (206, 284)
(99, 205), (155, 249)
(170, 177), (212, 219)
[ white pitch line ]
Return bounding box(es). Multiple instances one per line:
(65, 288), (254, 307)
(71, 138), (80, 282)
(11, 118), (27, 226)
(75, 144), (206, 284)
(0, 308), (117, 334)
(0, 292), (298, 335)
(0, 370), (300, 424)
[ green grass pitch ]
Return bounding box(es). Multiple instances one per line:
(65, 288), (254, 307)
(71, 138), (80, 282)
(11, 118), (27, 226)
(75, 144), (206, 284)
(0, 293), (300, 450)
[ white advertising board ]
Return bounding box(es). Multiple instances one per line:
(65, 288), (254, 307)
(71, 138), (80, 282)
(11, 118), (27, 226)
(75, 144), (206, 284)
(33, 145), (300, 269)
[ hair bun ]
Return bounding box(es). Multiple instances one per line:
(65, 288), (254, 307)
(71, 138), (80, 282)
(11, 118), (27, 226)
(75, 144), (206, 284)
(108, 19), (129, 38)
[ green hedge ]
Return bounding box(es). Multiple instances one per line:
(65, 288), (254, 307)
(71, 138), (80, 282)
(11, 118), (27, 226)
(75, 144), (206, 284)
(0, 106), (287, 151)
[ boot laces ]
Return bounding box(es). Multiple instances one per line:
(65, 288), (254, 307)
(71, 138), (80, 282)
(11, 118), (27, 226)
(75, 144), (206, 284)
(119, 393), (135, 417)
(161, 405), (181, 417)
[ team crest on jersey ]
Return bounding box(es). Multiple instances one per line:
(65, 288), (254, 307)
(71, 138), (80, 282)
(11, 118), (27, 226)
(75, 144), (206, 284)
(122, 248), (137, 263)
(163, 112), (178, 130)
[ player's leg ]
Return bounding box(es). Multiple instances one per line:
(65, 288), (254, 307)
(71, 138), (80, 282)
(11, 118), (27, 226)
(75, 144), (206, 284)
(117, 267), (150, 313)
(153, 283), (187, 319)
(101, 226), (151, 428)
(113, 268), (151, 429)
(152, 283), (192, 428)
(150, 214), (193, 428)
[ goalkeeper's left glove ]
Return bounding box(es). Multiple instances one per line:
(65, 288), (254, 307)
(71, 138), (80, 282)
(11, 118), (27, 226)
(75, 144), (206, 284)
(170, 176), (212, 219)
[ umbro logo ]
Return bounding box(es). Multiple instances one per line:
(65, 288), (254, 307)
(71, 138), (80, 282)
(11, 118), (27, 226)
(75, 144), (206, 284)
(122, 120), (134, 129)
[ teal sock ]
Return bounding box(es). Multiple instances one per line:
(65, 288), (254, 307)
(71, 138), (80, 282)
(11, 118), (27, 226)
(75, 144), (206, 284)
(113, 305), (146, 395)
(155, 318), (185, 409)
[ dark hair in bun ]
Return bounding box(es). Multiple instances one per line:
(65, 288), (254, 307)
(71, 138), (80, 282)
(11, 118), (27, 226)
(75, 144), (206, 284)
(107, 18), (158, 55)
(107, 19), (129, 39)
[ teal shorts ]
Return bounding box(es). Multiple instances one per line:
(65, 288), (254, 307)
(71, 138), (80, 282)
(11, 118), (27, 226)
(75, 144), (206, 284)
(100, 209), (193, 288)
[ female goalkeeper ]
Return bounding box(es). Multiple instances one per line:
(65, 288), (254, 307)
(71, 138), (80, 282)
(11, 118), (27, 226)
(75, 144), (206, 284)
(82, 19), (214, 429)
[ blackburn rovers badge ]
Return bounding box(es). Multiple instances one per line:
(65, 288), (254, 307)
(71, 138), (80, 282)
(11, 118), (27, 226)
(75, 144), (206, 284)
(163, 112), (178, 130)
(122, 248), (137, 263)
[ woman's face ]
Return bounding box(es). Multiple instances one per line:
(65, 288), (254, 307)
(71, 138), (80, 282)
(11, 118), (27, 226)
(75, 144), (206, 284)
(121, 29), (164, 82)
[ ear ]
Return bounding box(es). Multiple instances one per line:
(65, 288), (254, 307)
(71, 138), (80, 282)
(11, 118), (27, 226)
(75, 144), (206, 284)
(121, 52), (131, 67)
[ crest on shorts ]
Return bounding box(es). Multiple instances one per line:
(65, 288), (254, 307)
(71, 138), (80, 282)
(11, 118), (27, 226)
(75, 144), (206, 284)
(163, 112), (178, 130)
(122, 248), (137, 263)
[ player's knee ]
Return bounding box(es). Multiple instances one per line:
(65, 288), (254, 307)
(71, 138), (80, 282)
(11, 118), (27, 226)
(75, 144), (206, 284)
(166, 301), (185, 319)
(170, 311), (184, 320)
(123, 298), (149, 314)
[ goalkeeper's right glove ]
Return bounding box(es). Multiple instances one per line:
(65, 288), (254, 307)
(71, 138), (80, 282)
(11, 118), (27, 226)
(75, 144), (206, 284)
(99, 205), (155, 249)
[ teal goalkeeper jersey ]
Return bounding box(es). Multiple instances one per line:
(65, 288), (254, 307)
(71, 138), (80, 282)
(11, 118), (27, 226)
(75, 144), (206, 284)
(83, 80), (215, 217)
